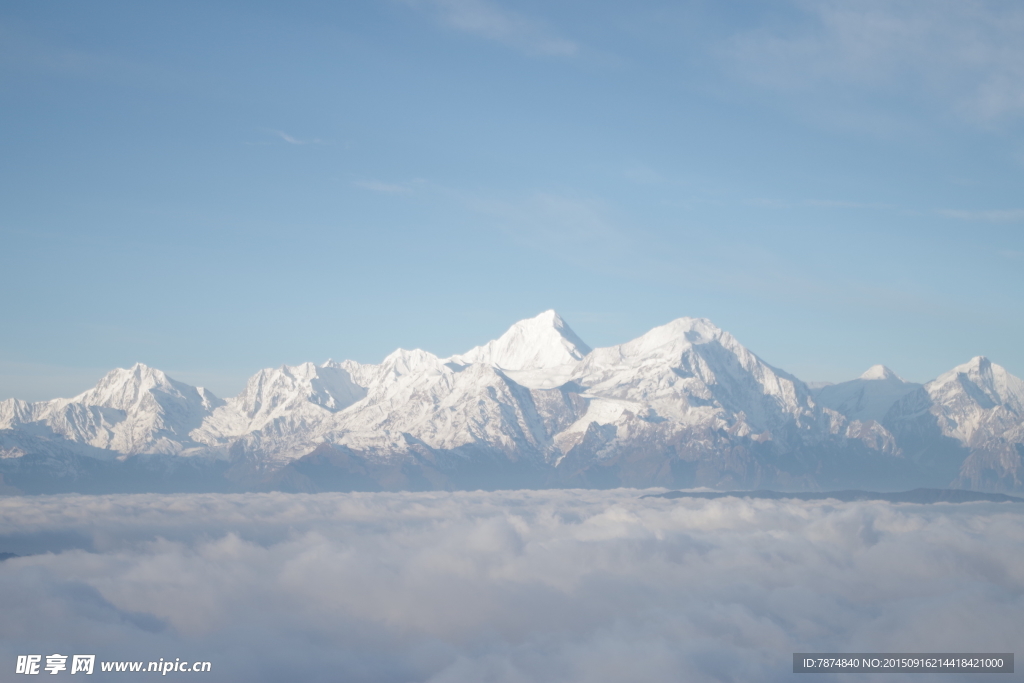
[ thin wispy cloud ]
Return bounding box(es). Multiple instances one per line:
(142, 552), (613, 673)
(353, 180), (415, 194)
(264, 129), (330, 145)
(408, 0), (579, 57)
(723, 0), (1024, 123)
(745, 198), (891, 210)
(804, 199), (891, 210)
(461, 190), (636, 267)
(622, 166), (667, 185)
(0, 22), (161, 84)
(940, 208), (1024, 222)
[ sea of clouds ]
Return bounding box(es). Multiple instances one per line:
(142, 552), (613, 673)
(1, 489), (1022, 682)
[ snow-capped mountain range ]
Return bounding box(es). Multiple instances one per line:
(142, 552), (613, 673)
(2, 311), (1022, 493)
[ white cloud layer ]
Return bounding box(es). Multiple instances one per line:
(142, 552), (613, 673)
(1, 490), (1022, 682)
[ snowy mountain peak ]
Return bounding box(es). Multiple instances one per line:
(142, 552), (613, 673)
(72, 362), (193, 410)
(943, 356), (994, 385)
(450, 310), (592, 371)
(930, 356), (1024, 413)
(965, 356), (990, 372)
(234, 361), (366, 419)
(3, 363), (228, 455)
(860, 365), (899, 381)
(666, 316), (724, 342)
(380, 348), (443, 374)
(612, 317), (730, 361)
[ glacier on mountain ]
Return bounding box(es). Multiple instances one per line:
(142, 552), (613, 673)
(2, 311), (1022, 493)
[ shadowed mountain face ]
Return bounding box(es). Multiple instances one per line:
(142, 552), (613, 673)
(2, 313), (1023, 494)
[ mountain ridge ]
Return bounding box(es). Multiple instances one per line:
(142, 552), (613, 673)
(3, 311), (1022, 494)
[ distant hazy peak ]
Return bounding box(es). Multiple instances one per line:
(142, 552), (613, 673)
(451, 310), (592, 371)
(815, 365), (921, 423)
(859, 365), (901, 381)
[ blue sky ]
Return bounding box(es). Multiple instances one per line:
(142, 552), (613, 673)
(2, 0), (1023, 400)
